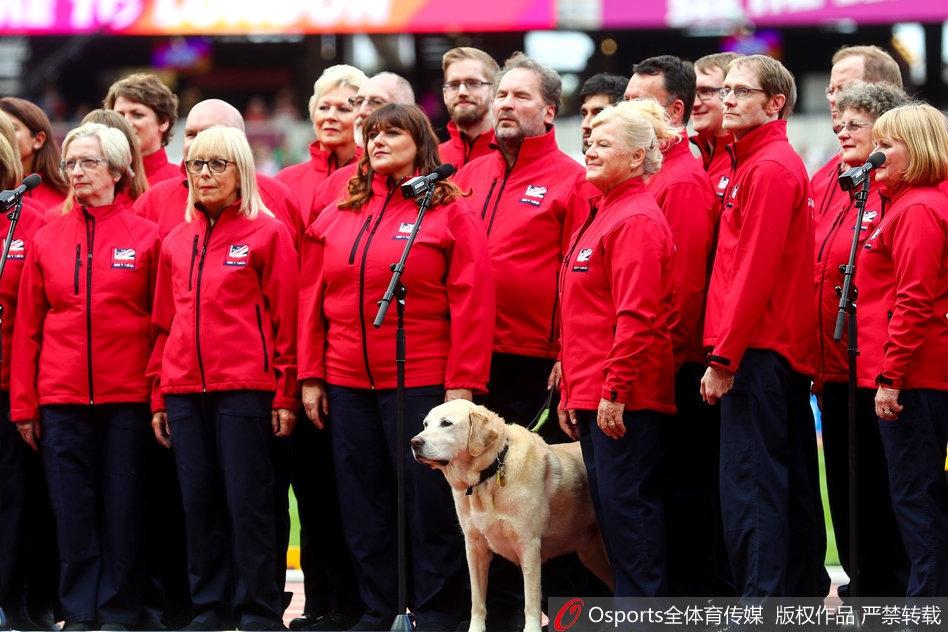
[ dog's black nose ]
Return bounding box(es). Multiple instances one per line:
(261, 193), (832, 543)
(410, 437), (425, 450)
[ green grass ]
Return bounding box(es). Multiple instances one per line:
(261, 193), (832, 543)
(289, 488), (300, 547)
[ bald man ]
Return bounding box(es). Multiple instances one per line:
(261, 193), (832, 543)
(133, 99), (304, 247)
(305, 72), (415, 225)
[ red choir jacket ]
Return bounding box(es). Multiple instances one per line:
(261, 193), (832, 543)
(133, 168), (304, 250)
(298, 173), (494, 391)
(276, 142), (359, 226)
(453, 128), (595, 359)
(142, 147), (180, 186)
(703, 120), (817, 377)
(690, 132), (734, 202)
(647, 133), (719, 366)
(0, 202), (46, 392)
(855, 185), (947, 391)
(25, 181), (67, 210)
(307, 163), (359, 226)
(438, 122), (495, 171)
(811, 158), (885, 387)
(558, 177), (676, 414)
(148, 202), (300, 411)
(10, 199), (159, 421)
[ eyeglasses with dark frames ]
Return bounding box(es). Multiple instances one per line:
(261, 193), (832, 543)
(185, 159), (233, 175)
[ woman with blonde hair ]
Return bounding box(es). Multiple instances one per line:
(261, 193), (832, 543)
(556, 98), (678, 596)
(148, 125), (299, 630)
(10, 121), (160, 630)
(276, 64), (367, 224)
(856, 102), (948, 596)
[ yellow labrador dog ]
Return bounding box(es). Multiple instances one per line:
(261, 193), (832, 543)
(410, 399), (613, 632)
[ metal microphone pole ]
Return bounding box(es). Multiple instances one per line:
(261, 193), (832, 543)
(0, 191), (27, 371)
(832, 176), (871, 598)
(374, 182), (437, 631)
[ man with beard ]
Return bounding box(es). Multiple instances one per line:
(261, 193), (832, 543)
(439, 47), (498, 169)
(578, 73), (626, 153)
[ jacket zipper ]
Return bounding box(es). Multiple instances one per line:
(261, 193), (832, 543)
(255, 304), (269, 373)
(479, 178), (498, 219)
(485, 164), (513, 236)
(188, 235), (198, 291)
(556, 207), (599, 398)
(194, 220), (217, 392)
(73, 245), (81, 295)
(82, 209), (96, 404)
(348, 216), (372, 265)
(357, 187), (398, 388)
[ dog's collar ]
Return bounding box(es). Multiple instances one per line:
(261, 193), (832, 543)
(466, 443), (509, 496)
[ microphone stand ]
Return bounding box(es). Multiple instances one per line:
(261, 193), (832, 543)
(373, 183), (436, 632)
(832, 176), (871, 599)
(0, 193), (27, 372)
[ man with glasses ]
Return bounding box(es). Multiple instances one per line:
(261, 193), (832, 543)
(700, 55), (827, 598)
(690, 52), (741, 199)
(624, 55), (722, 597)
(578, 73), (626, 153)
(439, 47), (498, 169)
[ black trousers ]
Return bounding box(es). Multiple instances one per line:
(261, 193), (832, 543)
(719, 349), (828, 597)
(877, 389), (948, 597)
(288, 412), (363, 618)
(821, 382), (908, 596)
(327, 384), (467, 630)
(167, 390), (282, 629)
(578, 409), (667, 597)
(40, 403), (150, 625)
(665, 362), (733, 597)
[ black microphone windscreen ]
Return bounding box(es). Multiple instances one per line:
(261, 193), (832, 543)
(434, 163), (456, 180)
(867, 152), (886, 168)
(22, 173), (42, 191)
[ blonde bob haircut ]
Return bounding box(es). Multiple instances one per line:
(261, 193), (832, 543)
(308, 65), (367, 121)
(0, 134), (21, 190)
(872, 102), (948, 187)
(591, 98), (681, 176)
(185, 126), (272, 222)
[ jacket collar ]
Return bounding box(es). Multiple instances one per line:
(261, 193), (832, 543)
(730, 119), (789, 163)
(369, 171), (410, 197)
(447, 121), (494, 150)
(663, 131), (694, 163)
(491, 126), (561, 168)
(69, 196), (127, 222)
(142, 147), (171, 177)
(600, 176), (648, 208)
(192, 199), (242, 227)
(309, 142), (360, 175)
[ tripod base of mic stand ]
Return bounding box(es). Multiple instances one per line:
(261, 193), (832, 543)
(390, 613), (413, 631)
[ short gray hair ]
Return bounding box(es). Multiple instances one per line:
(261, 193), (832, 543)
(835, 82), (910, 121)
(498, 52), (562, 114)
(62, 122), (132, 184)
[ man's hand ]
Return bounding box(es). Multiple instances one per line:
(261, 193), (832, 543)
(547, 362), (562, 391)
(445, 389), (473, 402)
(597, 399), (626, 440)
(301, 379), (329, 429)
(557, 406), (579, 441)
(272, 408), (298, 438)
(151, 412), (171, 448)
(15, 419), (40, 451)
(875, 386), (903, 421)
(700, 366), (735, 405)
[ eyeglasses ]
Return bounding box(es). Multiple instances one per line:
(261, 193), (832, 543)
(349, 96), (387, 109)
(718, 86), (768, 100)
(185, 159), (233, 174)
(833, 120), (872, 135)
(695, 86), (723, 101)
(60, 157), (106, 173)
(443, 80), (492, 92)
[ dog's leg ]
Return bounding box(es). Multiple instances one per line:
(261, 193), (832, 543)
(465, 533), (492, 632)
(578, 530), (615, 593)
(520, 537), (543, 632)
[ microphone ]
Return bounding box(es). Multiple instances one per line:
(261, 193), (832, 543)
(401, 164), (456, 199)
(0, 173), (42, 208)
(838, 152), (885, 191)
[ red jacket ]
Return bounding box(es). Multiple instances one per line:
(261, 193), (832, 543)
(453, 128), (595, 359)
(559, 177), (676, 414)
(133, 169), (304, 251)
(690, 132), (734, 202)
(148, 203), (300, 411)
(811, 158), (885, 386)
(142, 148), (180, 186)
(704, 120), (817, 377)
(276, 142), (359, 226)
(438, 122), (495, 171)
(10, 200), (159, 421)
(25, 181), (66, 210)
(298, 174), (494, 391)
(855, 185), (947, 391)
(0, 201), (46, 392)
(307, 163), (359, 226)
(647, 133), (719, 366)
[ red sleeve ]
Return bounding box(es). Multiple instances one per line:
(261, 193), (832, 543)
(297, 223), (327, 382)
(147, 243), (174, 413)
(261, 224), (300, 410)
(133, 187), (160, 222)
(443, 205), (495, 392)
(659, 181), (717, 364)
(709, 164), (798, 373)
(600, 216), (670, 404)
(879, 205), (945, 387)
(10, 243), (48, 422)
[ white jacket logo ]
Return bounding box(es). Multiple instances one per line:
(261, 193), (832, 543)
(225, 244), (249, 266)
(577, 248), (592, 263)
(5, 239), (25, 260)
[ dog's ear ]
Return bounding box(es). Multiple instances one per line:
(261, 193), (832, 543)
(467, 408), (499, 458)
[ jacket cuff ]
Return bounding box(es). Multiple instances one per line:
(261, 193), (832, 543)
(600, 386), (628, 405)
(273, 395), (300, 411)
(876, 373), (901, 389)
(297, 368), (325, 382)
(9, 407), (37, 424)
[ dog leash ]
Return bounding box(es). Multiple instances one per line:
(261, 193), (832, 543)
(527, 388), (555, 434)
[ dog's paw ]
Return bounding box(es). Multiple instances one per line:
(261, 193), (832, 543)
(467, 620), (486, 632)
(523, 621), (543, 632)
